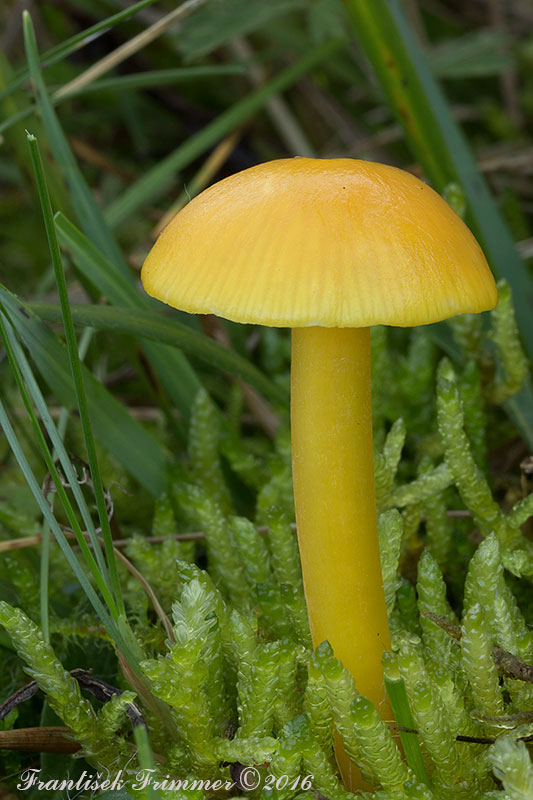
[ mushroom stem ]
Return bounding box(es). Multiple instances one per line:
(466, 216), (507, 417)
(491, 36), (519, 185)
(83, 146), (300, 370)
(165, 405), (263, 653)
(291, 325), (393, 789)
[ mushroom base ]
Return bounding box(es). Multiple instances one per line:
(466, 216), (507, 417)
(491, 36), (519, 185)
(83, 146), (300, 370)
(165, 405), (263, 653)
(291, 325), (393, 790)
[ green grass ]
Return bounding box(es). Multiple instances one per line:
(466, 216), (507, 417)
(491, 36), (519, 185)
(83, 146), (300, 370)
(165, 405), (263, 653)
(0, 1), (532, 797)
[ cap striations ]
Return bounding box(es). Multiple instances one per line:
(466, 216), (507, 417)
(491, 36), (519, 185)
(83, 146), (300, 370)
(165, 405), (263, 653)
(141, 158), (498, 328)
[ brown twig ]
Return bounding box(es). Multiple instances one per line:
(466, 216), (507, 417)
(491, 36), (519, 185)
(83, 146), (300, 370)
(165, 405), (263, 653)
(421, 610), (462, 641)
(112, 546), (175, 642)
(0, 528), (174, 641)
(422, 610), (533, 683)
(11, 406), (171, 421)
(1, 512), (472, 554)
(391, 723), (533, 745)
(0, 680), (40, 720)
(0, 727), (80, 754)
(0, 670), (144, 728)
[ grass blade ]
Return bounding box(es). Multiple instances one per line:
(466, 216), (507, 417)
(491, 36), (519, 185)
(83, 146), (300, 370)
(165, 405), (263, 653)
(26, 132), (125, 615)
(23, 11), (129, 278)
(55, 213), (145, 307)
(0, 67), (246, 139)
(106, 38), (343, 227)
(0, 312), (117, 615)
(0, 397), (144, 672)
(53, 0), (210, 102)
(0, 286), (167, 496)
(2, 319), (110, 577)
(0, 0), (161, 103)
(384, 671), (430, 785)
(133, 726), (163, 800)
(343, 0), (533, 358)
(0, 398), (119, 646)
(28, 302), (290, 409)
(39, 327), (93, 641)
(63, 64), (246, 94)
(55, 212), (203, 421)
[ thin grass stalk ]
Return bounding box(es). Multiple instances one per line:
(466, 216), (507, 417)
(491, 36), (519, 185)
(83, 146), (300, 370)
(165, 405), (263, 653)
(106, 38), (343, 227)
(0, 0), (161, 103)
(40, 326), (93, 642)
(0, 284), (167, 497)
(28, 300), (289, 408)
(133, 725), (163, 800)
(0, 313), (116, 611)
(26, 132), (125, 618)
(0, 67), (246, 138)
(22, 11), (129, 276)
(2, 322), (103, 552)
(40, 509), (51, 642)
(0, 393), (153, 680)
(0, 400), (124, 648)
(383, 657), (430, 786)
(53, 0), (209, 102)
(0, 286), (168, 495)
(23, 11), (203, 426)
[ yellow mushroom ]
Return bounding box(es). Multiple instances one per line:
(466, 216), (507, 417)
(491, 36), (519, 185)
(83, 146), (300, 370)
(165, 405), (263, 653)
(141, 157), (498, 788)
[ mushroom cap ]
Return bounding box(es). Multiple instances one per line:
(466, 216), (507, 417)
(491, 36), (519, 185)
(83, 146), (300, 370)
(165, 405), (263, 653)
(141, 158), (498, 327)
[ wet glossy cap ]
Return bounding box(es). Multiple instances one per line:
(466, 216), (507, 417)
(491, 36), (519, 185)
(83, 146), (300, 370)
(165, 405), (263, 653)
(141, 158), (498, 327)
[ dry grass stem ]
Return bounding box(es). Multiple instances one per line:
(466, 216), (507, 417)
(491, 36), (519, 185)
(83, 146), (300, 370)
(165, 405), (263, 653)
(52, 0), (209, 102)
